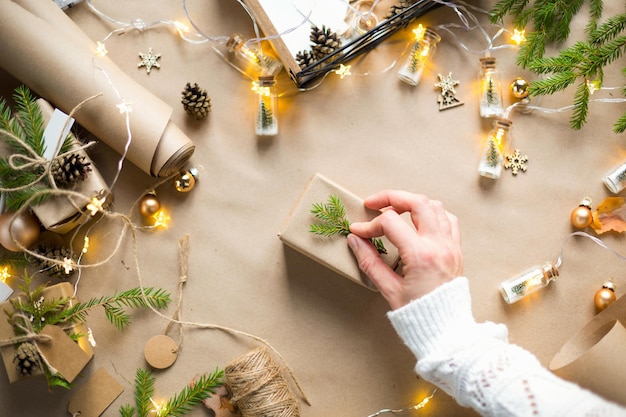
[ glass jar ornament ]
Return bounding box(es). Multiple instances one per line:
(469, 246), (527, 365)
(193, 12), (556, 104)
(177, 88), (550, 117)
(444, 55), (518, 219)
(226, 33), (282, 78)
(570, 197), (593, 229)
(603, 160), (626, 194)
(478, 118), (512, 179)
(500, 262), (559, 304)
(397, 26), (441, 86)
(478, 56), (504, 118)
(594, 280), (616, 311)
(255, 76), (278, 136)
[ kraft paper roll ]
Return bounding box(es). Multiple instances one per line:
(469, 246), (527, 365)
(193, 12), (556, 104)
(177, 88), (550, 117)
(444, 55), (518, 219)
(549, 296), (626, 406)
(0, 0), (194, 177)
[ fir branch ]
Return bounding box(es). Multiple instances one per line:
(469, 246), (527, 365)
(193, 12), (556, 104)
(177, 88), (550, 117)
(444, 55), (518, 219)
(57, 287), (171, 331)
(571, 81), (591, 129)
(119, 405), (136, 417)
(13, 85), (46, 157)
(134, 368), (156, 417)
(310, 195), (387, 254)
(164, 369), (224, 417)
(528, 70), (577, 95)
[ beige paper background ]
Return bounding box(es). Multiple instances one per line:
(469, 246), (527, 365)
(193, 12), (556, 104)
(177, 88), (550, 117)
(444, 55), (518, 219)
(0, 1), (625, 415)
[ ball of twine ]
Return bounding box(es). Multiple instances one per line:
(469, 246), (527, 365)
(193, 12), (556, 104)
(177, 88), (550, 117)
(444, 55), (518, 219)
(225, 347), (300, 417)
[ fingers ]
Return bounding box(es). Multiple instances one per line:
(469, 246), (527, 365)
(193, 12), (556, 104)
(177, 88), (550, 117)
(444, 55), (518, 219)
(350, 209), (417, 253)
(346, 234), (403, 307)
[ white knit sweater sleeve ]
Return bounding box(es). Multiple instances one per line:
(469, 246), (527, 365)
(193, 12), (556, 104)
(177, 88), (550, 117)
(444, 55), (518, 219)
(387, 277), (626, 417)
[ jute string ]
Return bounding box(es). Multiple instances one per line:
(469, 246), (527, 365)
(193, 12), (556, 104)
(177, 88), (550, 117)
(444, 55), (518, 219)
(225, 346), (300, 417)
(163, 233), (188, 352)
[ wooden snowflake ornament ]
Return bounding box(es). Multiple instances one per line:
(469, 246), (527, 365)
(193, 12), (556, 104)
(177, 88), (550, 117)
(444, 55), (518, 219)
(504, 149), (528, 175)
(138, 47), (161, 74)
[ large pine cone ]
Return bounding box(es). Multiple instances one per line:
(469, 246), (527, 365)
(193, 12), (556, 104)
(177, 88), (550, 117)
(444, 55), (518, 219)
(181, 82), (211, 120)
(30, 244), (77, 279)
(310, 25), (342, 60)
(51, 153), (92, 187)
(14, 342), (41, 376)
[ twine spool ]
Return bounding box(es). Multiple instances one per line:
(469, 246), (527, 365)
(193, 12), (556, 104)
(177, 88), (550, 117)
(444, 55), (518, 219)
(225, 347), (300, 417)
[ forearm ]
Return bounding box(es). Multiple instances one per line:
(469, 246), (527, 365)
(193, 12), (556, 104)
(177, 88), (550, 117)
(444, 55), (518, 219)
(387, 277), (626, 416)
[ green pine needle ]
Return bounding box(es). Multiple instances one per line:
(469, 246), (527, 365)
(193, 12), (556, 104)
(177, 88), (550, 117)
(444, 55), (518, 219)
(134, 368), (156, 417)
(164, 368), (224, 417)
(310, 195), (387, 254)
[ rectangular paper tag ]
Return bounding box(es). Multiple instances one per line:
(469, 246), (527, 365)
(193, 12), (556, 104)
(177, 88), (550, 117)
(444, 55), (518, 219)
(38, 324), (92, 383)
(68, 368), (124, 417)
(42, 108), (74, 161)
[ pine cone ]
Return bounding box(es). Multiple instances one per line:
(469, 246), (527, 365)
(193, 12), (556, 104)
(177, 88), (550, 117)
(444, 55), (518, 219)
(385, 0), (415, 20)
(51, 153), (92, 187)
(30, 244), (77, 279)
(14, 342), (41, 376)
(295, 49), (316, 69)
(310, 25), (342, 60)
(181, 82), (211, 120)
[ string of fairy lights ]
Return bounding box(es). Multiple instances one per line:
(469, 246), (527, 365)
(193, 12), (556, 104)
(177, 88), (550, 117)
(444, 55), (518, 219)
(1, 1), (626, 416)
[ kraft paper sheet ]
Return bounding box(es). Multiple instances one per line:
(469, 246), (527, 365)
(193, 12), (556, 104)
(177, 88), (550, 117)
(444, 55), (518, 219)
(549, 295), (626, 405)
(0, 0), (194, 177)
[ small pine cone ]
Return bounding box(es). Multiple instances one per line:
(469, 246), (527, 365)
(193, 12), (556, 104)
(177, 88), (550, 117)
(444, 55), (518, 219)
(31, 244), (76, 279)
(51, 153), (92, 187)
(310, 25), (342, 60)
(14, 342), (41, 376)
(181, 82), (211, 120)
(295, 49), (315, 69)
(385, 0), (415, 20)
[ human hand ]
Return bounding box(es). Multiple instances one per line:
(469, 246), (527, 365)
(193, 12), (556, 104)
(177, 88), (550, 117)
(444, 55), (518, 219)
(347, 190), (463, 310)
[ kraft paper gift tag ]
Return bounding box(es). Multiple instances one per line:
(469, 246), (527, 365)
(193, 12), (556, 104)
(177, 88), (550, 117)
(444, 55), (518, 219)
(0, 0), (194, 177)
(38, 325), (93, 383)
(550, 294), (626, 406)
(68, 368), (124, 417)
(278, 173), (401, 290)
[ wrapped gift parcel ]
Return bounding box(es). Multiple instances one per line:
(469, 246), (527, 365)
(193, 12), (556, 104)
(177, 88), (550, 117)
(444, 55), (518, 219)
(0, 282), (93, 384)
(0, 0), (194, 177)
(30, 99), (111, 234)
(279, 173), (401, 290)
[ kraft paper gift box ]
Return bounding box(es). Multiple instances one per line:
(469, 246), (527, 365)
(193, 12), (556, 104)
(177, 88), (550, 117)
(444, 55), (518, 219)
(279, 173), (401, 290)
(0, 282), (94, 384)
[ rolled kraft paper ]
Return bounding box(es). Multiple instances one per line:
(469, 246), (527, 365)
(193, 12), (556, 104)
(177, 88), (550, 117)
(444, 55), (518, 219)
(549, 319), (626, 405)
(0, 0), (194, 177)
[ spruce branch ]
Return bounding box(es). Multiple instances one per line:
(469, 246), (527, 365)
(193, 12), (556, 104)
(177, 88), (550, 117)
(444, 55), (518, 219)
(310, 195), (387, 254)
(134, 368), (156, 417)
(57, 287), (171, 331)
(164, 368), (224, 417)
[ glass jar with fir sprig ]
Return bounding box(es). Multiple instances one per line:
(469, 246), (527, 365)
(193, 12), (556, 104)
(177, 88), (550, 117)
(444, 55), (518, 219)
(478, 118), (512, 179)
(397, 25), (441, 86)
(254, 75), (278, 136)
(478, 56), (503, 118)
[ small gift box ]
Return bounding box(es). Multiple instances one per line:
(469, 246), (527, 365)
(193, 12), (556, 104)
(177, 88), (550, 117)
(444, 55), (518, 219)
(279, 173), (401, 290)
(30, 99), (111, 234)
(0, 282), (93, 384)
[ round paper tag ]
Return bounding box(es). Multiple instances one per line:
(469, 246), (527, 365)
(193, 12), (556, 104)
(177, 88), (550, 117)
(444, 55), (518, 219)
(144, 335), (178, 369)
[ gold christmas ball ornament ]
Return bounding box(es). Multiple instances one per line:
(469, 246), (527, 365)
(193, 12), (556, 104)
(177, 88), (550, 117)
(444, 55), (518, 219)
(594, 280), (616, 311)
(174, 168), (199, 193)
(138, 193), (161, 217)
(570, 197), (593, 229)
(0, 210), (41, 252)
(510, 77), (530, 99)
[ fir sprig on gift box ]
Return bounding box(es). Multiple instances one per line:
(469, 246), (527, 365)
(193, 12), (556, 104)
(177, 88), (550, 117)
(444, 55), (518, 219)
(490, 1), (626, 133)
(119, 367), (223, 417)
(310, 195), (387, 254)
(0, 85), (89, 211)
(5, 272), (172, 389)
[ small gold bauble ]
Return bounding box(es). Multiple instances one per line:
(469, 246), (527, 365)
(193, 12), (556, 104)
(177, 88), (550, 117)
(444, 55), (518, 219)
(174, 168), (198, 193)
(510, 78), (530, 99)
(0, 211), (41, 252)
(594, 281), (616, 311)
(138, 193), (161, 217)
(570, 198), (593, 229)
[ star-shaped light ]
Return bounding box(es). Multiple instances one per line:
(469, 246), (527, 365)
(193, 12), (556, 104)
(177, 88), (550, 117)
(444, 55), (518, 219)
(586, 79), (602, 94)
(152, 210), (171, 228)
(335, 64), (352, 79)
(511, 29), (526, 45)
(86, 196), (106, 216)
(116, 100), (133, 114)
(95, 41), (108, 57)
(0, 267), (10, 283)
(138, 48), (161, 74)
(61, 257), (74, 275)
(434, 72), (460, 95)
(412, 24), (426, 41)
